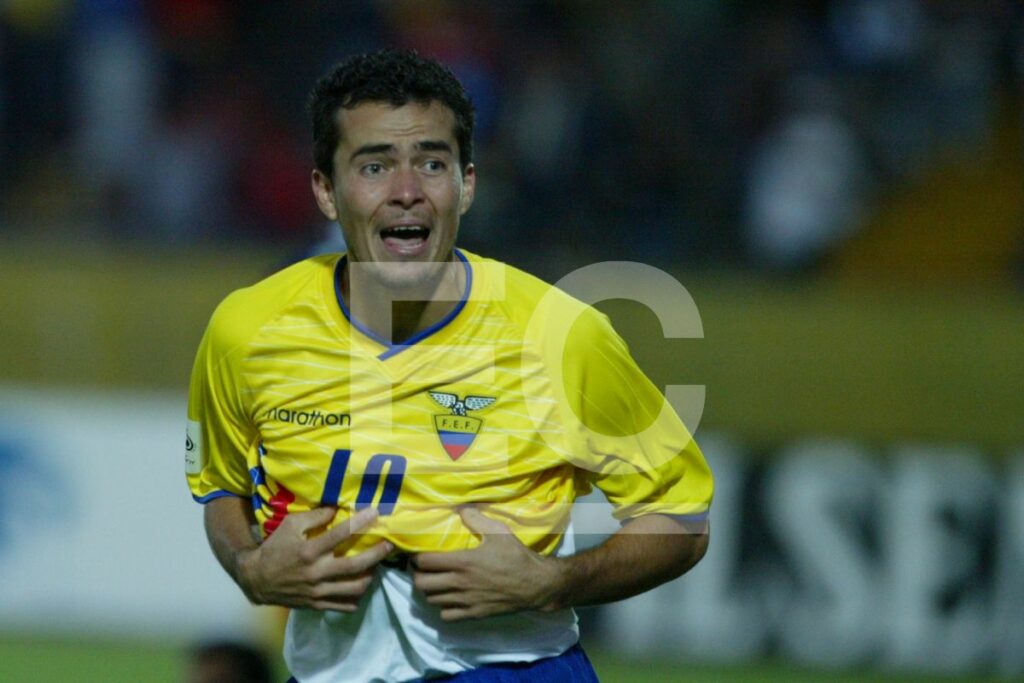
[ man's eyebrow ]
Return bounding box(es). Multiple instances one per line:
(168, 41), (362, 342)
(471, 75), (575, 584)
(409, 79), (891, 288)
(350, 143), (394, 161)
(416, 140), (453, 154)
(349, 140), (453, 162)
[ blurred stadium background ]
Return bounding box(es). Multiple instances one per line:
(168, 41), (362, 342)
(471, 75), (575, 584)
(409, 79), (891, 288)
(1, 1), (1022, 681)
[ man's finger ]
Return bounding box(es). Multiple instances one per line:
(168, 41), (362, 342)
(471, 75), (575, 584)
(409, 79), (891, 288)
(413, 551), (469, 572)
(337, 540), (394, 574)
(459, 507), (510, 536)
(413, 570), (460, 594)
(294, 506), (339, 534)
(424, 591), (470, 608)
(440, 607), (477, 622)
(309, 599), (361, 613)
(308, 507), (378, 555)
(310, 574), (376, 601)
(346, 506), (380, 534)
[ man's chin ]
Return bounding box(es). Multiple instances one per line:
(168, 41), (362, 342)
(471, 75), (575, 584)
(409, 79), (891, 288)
(359, 260), (447, 295)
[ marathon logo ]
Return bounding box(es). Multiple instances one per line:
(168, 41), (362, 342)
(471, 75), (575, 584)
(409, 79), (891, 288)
(265, 406), (351, 428)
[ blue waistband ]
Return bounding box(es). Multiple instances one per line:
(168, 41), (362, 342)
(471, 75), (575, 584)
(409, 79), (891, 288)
(285, 643), (599, 683)
(412, 643), (598, 683)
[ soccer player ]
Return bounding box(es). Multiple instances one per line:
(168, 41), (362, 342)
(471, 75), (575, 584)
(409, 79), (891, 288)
(186, 49), (712, 682)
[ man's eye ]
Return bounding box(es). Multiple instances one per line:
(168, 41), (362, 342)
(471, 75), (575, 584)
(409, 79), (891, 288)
(424, 160), (446, 172)
(362, 163), (385, 175)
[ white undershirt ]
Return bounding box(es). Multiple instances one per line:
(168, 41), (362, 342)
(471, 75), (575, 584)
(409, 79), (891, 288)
(283, 525), (580, 683)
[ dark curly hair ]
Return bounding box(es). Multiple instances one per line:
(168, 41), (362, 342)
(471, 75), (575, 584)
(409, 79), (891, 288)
(308, 48), (475, 179)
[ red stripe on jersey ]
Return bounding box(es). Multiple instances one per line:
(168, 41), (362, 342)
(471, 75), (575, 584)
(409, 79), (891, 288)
(263, 483), (296, 537)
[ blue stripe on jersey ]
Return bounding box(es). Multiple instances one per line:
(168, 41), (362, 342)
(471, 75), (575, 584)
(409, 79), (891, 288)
(320, 449), (351, 506)
(438, 430), (476, 446)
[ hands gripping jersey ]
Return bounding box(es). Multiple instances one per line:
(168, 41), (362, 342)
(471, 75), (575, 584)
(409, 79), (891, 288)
(185, 248), (712, 681)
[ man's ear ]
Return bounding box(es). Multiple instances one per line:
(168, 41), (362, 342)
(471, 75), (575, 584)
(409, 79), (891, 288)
(459, 163), (476, 215)
(312, 169), (338, 221)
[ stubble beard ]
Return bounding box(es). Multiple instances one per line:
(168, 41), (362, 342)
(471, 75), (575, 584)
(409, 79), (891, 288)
(350, 252), (455, 304)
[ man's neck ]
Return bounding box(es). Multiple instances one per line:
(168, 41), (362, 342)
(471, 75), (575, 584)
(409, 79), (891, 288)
(342, 256), (466, 345)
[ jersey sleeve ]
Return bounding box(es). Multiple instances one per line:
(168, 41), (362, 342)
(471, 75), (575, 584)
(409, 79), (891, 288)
(557, 309), (712, 525)
(185, 296), (257, 503)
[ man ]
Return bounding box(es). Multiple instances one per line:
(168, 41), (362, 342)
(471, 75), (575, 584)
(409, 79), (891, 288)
(186, 49), (712, 682)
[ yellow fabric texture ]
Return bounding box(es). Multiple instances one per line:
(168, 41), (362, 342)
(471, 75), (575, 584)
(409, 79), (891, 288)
(187, 250), (712, 556)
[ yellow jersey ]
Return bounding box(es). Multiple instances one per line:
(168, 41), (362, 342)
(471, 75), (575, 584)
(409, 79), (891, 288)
(186, 249), (712, 556)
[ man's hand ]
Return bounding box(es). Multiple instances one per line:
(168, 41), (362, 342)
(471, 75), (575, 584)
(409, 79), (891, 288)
(412, 509), (709, 623)
(412, 507), (566, 622)
(233, 506), (392, 612)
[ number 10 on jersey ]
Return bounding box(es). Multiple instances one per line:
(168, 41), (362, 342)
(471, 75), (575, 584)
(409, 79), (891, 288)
(319, 449), (407, 515)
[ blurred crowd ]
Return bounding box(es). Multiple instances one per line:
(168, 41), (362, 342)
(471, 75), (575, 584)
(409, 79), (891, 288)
(0, 0), (1020, 270)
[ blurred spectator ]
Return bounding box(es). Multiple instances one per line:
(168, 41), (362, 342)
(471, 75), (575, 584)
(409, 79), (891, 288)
(234, 115), (320, 244)
(276, 221), (348, 273)
(501, 38), (585, 249)
(828, 0), (925, 69)
(186, 640), (272, 683)
(0, 1), (1018, 270)
(387, 0), (503, 142)
(744, 76), (870, 270)
(72, 5), (162, 238)
(137, 88), (234, 243)
(72, 0), (157, 214)
(926, 16), (1001, 155)
(0, 0), (72, 192)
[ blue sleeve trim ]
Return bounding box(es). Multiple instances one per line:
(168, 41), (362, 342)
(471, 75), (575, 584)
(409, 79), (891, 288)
(192, 490), (247, 504)
(666, 511), (710, 523)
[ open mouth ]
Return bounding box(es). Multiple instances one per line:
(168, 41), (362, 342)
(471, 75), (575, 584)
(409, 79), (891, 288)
(380, 225), (431, 255)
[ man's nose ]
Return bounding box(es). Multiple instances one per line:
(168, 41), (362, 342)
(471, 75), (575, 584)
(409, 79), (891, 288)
(389, 166), (425, 208)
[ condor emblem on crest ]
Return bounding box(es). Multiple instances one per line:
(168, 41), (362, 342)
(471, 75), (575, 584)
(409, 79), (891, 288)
(429, 391), (496, 460)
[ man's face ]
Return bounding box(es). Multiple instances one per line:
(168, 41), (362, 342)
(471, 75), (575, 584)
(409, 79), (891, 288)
(312, 100), (475, 292)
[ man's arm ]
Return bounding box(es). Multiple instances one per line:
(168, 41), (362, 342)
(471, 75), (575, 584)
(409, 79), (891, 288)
(413, 508), (708, 621)
(548, 513), (708, 608)
(204, 496), (393, 612)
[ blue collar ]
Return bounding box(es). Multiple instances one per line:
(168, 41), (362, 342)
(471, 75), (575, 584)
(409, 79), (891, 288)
(333, 249), (473, 360)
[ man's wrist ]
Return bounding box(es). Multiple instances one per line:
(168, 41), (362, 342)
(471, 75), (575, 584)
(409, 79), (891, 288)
(234, 547), (265, 605)
(537, 554), (574, 612)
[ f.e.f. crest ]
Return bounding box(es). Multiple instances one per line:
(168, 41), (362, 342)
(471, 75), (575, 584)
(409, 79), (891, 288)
(429, 391), (495, 460)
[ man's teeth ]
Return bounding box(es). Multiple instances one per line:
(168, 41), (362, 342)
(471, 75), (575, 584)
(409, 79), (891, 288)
(382, 226), (429, 239)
